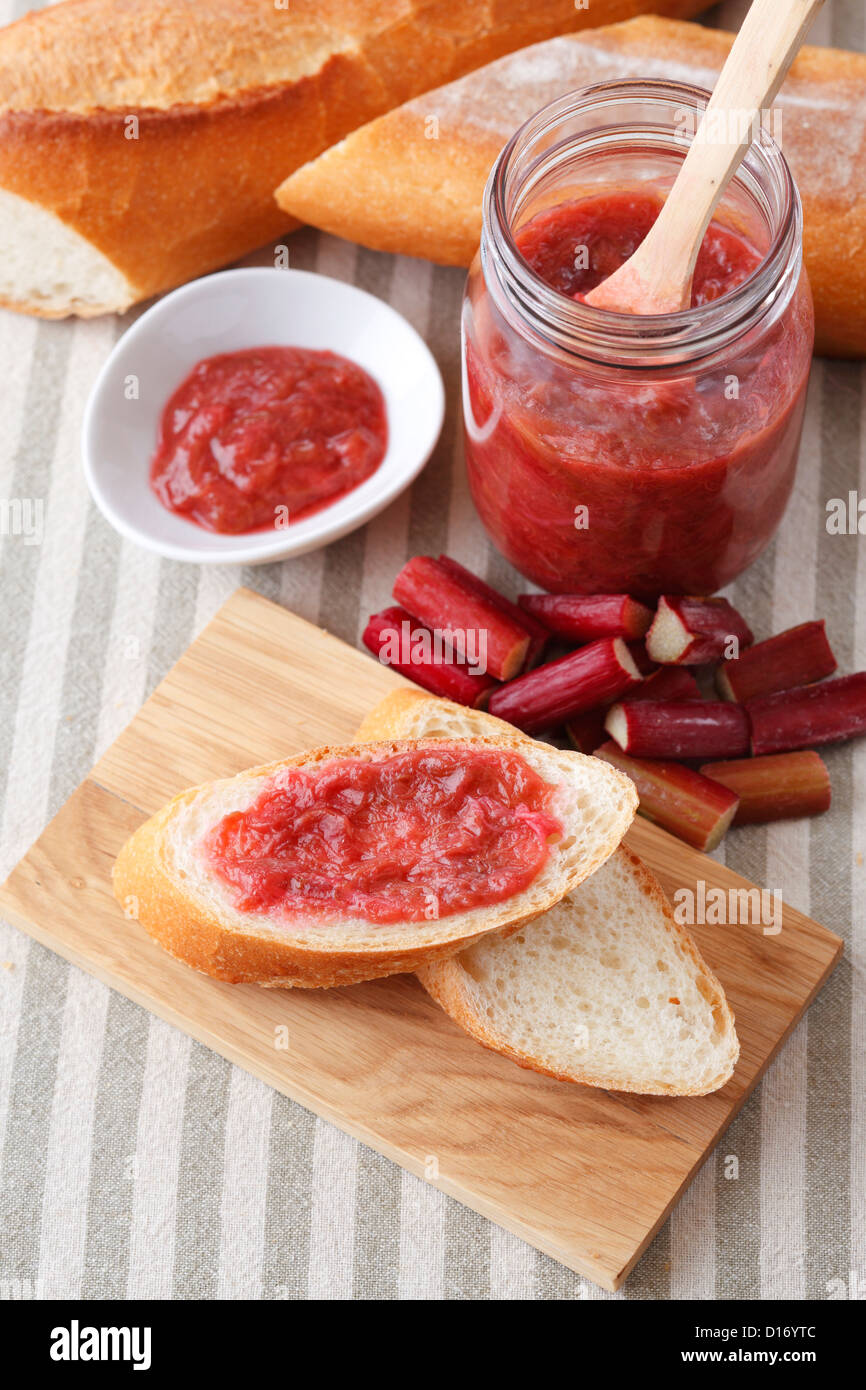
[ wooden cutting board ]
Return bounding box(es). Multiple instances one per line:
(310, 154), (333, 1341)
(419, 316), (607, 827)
(0, 586), (842, 1291)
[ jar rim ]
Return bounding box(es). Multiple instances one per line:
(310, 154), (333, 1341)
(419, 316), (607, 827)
(483, 78), (801, 367)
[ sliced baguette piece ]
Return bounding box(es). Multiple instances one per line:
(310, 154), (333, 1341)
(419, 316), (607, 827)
(418, 846), (739, 1095)
(357, 689), (738, 1094)
(113, 734), (637, 989)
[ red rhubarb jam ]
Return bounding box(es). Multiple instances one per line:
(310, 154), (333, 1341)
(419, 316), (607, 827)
(204, 745), (562, 924)
(151, 346), (387, 534)
(463, 88), (814, 600)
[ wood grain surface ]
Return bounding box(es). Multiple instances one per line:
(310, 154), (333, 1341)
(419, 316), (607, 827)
(0, 587), (843, 1290)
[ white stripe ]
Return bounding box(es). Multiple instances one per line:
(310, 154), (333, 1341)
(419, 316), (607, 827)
(217, 1068), (273, 1299)
(671, 1155), (716, 1298)
(194, 564), (242, 635)
(0, 301), (38, 1190)
(489, 1223), (535, 1299)
(306, 1121), (357, 1299)
(37, 969), (109, 1297)
(126, 1020), (190, 1299)
(95, 542), (162, 756)
(758, 360), (823, 1299)
(0, 319), (114, 874)
(397, 1169), (446, 1298)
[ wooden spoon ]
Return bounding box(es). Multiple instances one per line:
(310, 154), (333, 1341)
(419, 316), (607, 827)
(584, 0), (824, 316)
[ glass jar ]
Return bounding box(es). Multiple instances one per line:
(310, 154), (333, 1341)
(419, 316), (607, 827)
(461, 81), (814, 600)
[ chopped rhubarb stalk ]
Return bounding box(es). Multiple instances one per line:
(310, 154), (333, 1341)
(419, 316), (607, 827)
(624, 667), (701, 704)
(363, 606), (496, 709)
(565, 667), (699, 753)
(487, 637), (642, 734)
(748, 673), (866, 755)
(700, 752), (831, 825)
(647, 595), (754, 665)
(595, 741), (739, 852)
(605, 700), (751, 759)
(393, 555), (529, 680)
(717, 620), (837, 702)
(437, 556), (548, 668)
(626, 640), (659, 676)
(565, 710), (608, 755)
(517, 592), (653, 643)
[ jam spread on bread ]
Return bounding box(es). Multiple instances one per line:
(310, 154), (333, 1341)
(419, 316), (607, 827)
(150, 346), (387, 534)
(204, 746), (562, 924)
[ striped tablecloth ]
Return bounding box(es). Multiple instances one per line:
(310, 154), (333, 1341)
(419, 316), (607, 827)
(1, 0), (863, 1301)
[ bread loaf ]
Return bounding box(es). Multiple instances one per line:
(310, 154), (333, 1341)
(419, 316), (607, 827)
(0, 0), (711, 318)
(112, 733), (637, 988)
(277, 15), (866, 357)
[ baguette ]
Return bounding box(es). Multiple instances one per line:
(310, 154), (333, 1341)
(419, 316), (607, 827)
(357, 690), (738, 1095)
(277, 14), (866, 357)
(0, 0), (710, 319)
(112, 734), (637, 989)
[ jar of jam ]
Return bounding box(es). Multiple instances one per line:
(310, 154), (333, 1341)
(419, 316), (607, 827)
(461, 81), (814, 600)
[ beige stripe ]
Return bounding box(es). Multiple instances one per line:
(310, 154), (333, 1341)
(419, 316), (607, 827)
(125, 1020), (190, 1299)
(851, 371), (866, 1290)
(0, 315), (36, 480)
(757, 364), (824, 1299)
(36, 969), (109, 1297)
(356, 257), (431, 635)
(217, 1069), (273, 1300)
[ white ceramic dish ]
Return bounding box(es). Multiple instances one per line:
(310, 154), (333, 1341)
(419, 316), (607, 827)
(82, 268), (445, 564)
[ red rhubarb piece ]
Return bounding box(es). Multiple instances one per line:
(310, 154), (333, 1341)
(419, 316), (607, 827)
(393, 556), (529, 680)
(647, 596), (754, 666)
(487, 637), (642, 734)
(605, 700), (751, 760)
(748, 672), (866, 755)
(624, 667), (701, 703)
(363, 606), (496, 709)
(717, 620), (837, 702)
(626, 640), (659, 676)
(518, 593), (653, 643)
(595, 742), (739, 852)
(437, 556), (548, 668)
(700, 752), (831, 825)
(564, 667), (699, 753)
(565, 710), (609, 755)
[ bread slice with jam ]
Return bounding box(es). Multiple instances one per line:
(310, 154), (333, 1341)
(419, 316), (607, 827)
(358, 690), (739, 1095)
(113, 731), (636, 989)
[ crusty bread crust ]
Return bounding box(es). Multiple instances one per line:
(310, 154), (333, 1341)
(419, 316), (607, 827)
(278, 13), (866, 358)
(355, 686), (524, 744)
(113, 734), (637, 989)
(0, 0), (657, 316)
(418, 846), (739, 1096)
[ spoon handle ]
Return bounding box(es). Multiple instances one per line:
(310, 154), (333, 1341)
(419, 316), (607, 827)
(588, 0), (824, 313)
